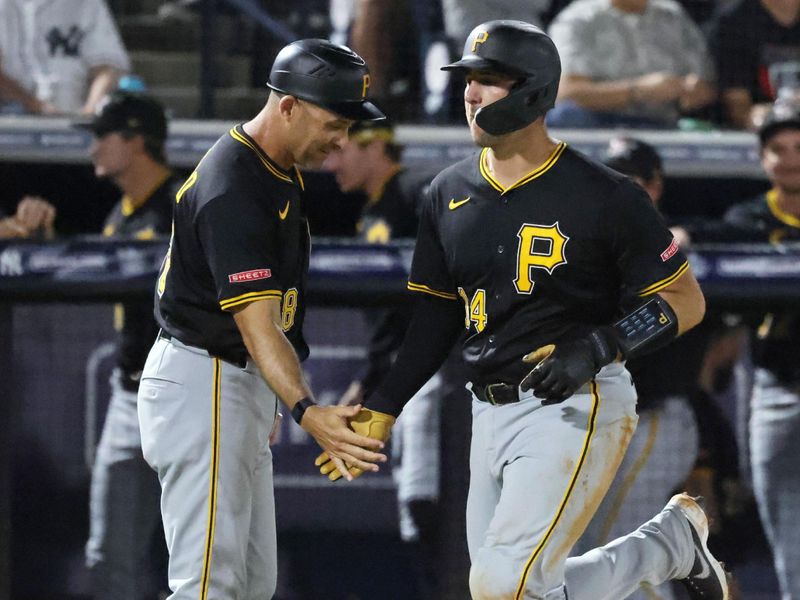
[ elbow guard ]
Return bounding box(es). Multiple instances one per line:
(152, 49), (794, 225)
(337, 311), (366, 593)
(609, 295), (679, 360)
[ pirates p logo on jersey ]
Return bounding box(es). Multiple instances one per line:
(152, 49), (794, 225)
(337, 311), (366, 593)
(514, 222), (569, 294)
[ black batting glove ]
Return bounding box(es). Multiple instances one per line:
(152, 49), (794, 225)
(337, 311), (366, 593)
(520, 329), (618, 405)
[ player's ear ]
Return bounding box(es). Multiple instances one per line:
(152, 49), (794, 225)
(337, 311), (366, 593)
(278, 95), (301, 122)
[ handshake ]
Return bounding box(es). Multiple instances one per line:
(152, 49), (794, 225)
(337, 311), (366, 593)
(310, 407), (396, 482)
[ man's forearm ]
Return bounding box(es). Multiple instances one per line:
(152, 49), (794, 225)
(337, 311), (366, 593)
(0, 71), (43, 112)
(83, 66), (123, 114)
(232, 298), (312, 410)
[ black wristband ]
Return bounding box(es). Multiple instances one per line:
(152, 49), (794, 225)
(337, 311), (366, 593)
(612, 295), (679, 359)
(291, 396), (316, 425)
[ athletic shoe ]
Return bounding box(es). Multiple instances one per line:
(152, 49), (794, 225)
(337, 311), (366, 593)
(668, 493), (729, 600)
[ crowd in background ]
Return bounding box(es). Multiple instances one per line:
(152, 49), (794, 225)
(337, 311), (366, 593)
(1, 0), (800, 130)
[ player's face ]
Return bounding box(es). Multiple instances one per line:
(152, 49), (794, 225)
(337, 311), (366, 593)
(89, 132), (136, 180)
(293, 101), (353, 168)
(323, 140), (371, 193)
(463, 70), (516, 146)
(761, 128), (800, 194)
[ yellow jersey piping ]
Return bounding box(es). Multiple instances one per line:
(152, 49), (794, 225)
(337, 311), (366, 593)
(200, 358), (222, 599)
(229, 127), (293, 183)
(514, 379), (600, 599)
(407, 281), (458, 300)
(220, 289), (283, 311)
(479, 142), (566, 195)
(638, 261), (689, 297)
(767, 188), (800, 229)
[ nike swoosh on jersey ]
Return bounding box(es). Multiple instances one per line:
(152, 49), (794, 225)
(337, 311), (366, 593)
(449, 196), (471, 210)
(278, 200), (290, 220)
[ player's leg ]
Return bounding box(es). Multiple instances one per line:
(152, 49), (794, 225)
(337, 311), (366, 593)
(468, 363), (638, 600)
(244, 378), (279, 600)
(749, 369), (800, 600)
(564, 492), (728, 600)
(138, 338), (273, 599)
(87, 371), (162, 600)
(573, 396), (699, 600)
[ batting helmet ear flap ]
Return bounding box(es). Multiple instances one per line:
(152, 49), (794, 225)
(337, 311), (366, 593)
(475, 77), (558, 135)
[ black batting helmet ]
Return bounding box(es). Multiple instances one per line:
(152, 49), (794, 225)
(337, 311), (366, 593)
(442, 20), (561, 135)
(267, 39), (385, 122)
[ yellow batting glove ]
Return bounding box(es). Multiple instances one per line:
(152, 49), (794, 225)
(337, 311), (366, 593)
(315, 408), (396, 482)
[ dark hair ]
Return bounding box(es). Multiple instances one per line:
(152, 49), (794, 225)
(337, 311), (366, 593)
(121, 131), (167, 164)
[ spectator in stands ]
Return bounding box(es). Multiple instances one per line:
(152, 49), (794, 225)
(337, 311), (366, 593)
(706, 0), (800, 130)
(74, 91), (180, 600)
(0, 0), (130, 115)
(0, 196), (55, 238)
(723, 101), (800, 600)
(324, 118), (443, 598)
(547, 0), (716, 128)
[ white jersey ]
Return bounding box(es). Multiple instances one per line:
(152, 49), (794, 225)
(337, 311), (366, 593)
(0, 0), (130, 112)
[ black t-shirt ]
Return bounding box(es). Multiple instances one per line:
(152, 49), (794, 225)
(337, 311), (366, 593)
(409, 143), (688, 386)
(156, 125), (310, 364)
(707, 0), (800, 103)
(103, 173), (179, 387)
(724, 190), (800, 383)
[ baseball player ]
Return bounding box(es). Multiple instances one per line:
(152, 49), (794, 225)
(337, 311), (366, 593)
(316, 21), (729, 600)
(73, 91), (178, 600)
(325, 118), (443, 596)
(137, 39), (388, 599)
(723, 101), (800, 600)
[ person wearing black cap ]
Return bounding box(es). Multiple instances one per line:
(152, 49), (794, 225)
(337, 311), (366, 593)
(136, 39), (388, 599)
(723, 101), (800, 600)
(72, 90), (180, 600)
(325, 118), (443, 596)
(315, 20), (725, 600)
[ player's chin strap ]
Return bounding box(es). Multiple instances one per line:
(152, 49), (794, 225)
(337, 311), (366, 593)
(520, 295), (679, 403)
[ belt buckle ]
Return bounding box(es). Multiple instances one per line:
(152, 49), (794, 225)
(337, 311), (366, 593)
(485, 383), (502, 405)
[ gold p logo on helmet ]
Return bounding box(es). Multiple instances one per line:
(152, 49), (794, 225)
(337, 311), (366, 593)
(471, 31), (489, 53)
(361, 74), (371, 99)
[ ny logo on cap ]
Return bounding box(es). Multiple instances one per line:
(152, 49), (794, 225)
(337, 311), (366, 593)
(361, 74), (371, 99)
(472, 31), (489, 53)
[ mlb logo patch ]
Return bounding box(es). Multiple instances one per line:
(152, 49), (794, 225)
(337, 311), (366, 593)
(660, 238), (679, 262)
(229, 268), (272, 283)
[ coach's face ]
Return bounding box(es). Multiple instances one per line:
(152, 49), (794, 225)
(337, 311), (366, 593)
(291, 100), (353, 168)
(90, 131), (136, 180)
(464, 70), (515, 147)
(761, 128), (800, 194)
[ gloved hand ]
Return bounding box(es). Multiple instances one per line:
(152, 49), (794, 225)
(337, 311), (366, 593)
(520, 329), (617, 405)
(315, 408), (396, 481)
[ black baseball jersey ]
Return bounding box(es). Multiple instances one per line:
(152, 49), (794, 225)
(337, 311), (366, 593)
(409, 143), (688, 386)
(724, 190), (800, 383)
(103, 172), (179, 390)
(155, 125), (310, 365)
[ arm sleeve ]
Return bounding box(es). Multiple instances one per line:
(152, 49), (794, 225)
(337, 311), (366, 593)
(195, 192), (285, 310)
(366, 294), (464, 417)
(681, 14), (715, 81)
(357, 305), (414, 396)
(605, 180), (689, 302)
(706, 13), (753, 90)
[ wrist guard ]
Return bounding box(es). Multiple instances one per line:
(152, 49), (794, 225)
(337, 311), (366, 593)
(610, 295), (679, 360)
(291, 396), (316, 425)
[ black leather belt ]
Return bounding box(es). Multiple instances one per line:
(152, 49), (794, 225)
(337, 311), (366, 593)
(158, 329), (248, 369)
(472, 382), (520, 405)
